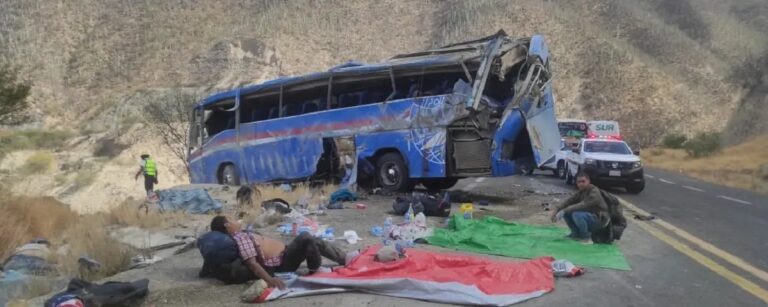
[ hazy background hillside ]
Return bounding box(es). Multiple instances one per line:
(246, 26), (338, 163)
(1, 0), (767, 207)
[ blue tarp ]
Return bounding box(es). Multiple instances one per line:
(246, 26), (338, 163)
(156, 189), (222, 214)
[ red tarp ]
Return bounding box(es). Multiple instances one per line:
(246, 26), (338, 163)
(258, 246), (554, 306)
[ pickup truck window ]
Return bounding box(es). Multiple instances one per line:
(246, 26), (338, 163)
(584, 141), (632, 155)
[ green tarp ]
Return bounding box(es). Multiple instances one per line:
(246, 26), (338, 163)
(427, 216), (630, 270)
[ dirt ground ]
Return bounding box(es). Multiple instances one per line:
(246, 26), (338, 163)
(23, 178), (570, 306)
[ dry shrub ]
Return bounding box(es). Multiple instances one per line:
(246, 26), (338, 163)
(0, 194), (187, 282)
(0, 196), (76, 260)
(99, 199), (183, 230)
(57, 219), (135, 280)
(73, 169), (97, 188)
(20, 151), (55, 174)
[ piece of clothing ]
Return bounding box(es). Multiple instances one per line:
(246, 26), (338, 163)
(556, 184), (609, 226)
(274, 232), (347, 273)
(232, 232), (283, 268)
(141, 159), (157, 176)
(44, 278), (149, 307)
(563, 211), (600, 239)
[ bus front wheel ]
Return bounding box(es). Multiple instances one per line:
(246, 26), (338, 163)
(376, 153), (413, 192)
(220, 164), (240, 186)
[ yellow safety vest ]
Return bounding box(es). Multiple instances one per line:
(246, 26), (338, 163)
(144, 159), (157, 176)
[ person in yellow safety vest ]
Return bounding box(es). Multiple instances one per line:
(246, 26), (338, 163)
(134, 154), (159, 197)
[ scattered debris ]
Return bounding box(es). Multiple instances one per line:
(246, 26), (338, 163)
(459, 203), (474, 219)
(130, 255), (163, 270)
(327, 202), (344, 209)
(261, 198), (291, 214)
(330, 188), (358, 203)
(44, 278), (149, 307)
(551, 260), (585, 277)
(77, 256), (102, 273)
(155, 188), (222, 214)
(392, 192), (451, 217)
(633, 214), (656, 221)
(374, 245), (404, 262)
(110, 227), (186, 251)
(343, 230), (361, 244)
(236, 185), (261, 208)
(280, 183), (293, 192)
(355, 203), (367, 209)
(241, 279), (269, 303)
(542, 202), (552, 211)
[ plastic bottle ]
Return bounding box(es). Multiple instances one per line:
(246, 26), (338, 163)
(404, 203), (414, 224)
(414, 212), (426, 227)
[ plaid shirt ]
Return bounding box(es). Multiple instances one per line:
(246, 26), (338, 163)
(232, 232), (282, 267)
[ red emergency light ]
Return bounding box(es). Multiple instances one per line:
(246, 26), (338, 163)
(586, 133), (623, 140)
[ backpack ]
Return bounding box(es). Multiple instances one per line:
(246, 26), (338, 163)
(591, 189), (628, 244)
(393, 192), (451, 217)
(44, 279), (149, 307)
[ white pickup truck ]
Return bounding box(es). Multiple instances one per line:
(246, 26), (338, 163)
(564, 138), (645, 193)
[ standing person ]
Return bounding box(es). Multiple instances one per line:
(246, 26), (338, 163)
(209, 216), (358, 289)
(134, 154), (158, 197)
(551, 171), (609, 242)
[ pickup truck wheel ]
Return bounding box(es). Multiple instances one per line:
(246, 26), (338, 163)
(565, 165), (574, 185)
(626, 181), (645, 194)
(557, 161), (566, 179)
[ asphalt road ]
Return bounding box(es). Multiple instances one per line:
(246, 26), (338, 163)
(516, 167), (768, 306)
(534, 167), (768, 271)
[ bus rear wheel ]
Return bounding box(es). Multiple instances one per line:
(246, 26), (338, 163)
(421, 178), (459, 191)
(220, 164), (240, 186)
(376, 152), (413, 192)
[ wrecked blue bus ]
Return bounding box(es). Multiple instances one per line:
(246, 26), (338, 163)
(187, 30), (560, 192)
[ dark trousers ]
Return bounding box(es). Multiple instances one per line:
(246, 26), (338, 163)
(275, 232), (347, 273)
(144, 175), (157, 195)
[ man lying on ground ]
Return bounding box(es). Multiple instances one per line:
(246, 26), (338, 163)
(551, 171), (609, 242)
(209, 215), (358, 289)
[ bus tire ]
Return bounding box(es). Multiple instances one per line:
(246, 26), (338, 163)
(376, 152), (412, 192)
(421, 178), (459, 191)
(220, 164), (240, 186)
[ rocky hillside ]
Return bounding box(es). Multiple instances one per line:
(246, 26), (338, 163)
(0, 0), (767, 206)
(0, 0), (766, 141)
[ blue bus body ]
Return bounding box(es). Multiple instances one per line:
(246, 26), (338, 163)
(187, 31), (560, 191)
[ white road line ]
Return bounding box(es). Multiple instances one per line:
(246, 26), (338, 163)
(659, 178), (676, 184)
(475, 177), (486, 183)
(645, 174), (655, 179)
(683, 185), (705, 192)
(717, 195), (752, 205)
(464, 183), (478, 190)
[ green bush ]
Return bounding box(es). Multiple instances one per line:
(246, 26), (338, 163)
(20, 151), (55, 174)
(684, 132), (721, 158)
(661, 133), (687, 149)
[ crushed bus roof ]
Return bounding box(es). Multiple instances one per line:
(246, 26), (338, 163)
(199, 30), (534, 107)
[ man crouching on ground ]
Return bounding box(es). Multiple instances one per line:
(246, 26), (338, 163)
(210, 215), (357, 289)
(551, 171), (610, 242)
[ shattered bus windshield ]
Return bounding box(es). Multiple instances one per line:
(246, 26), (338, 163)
(187, 30), (560, 192)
